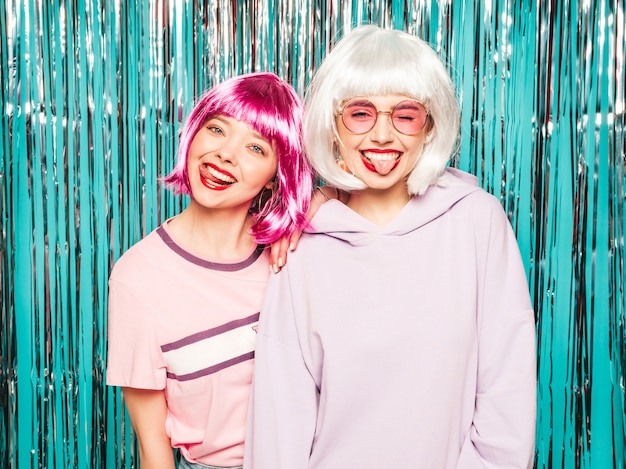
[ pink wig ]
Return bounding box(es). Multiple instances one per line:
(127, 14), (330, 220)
(163, 72), (312, 244)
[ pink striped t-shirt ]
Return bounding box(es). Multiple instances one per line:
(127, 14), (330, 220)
(106, 222), (269, 466)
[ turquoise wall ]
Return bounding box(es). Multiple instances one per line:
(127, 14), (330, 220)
(1, 0), (624, 467)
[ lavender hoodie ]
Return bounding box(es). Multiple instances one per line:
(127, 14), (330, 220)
(245, 168), (536, 469)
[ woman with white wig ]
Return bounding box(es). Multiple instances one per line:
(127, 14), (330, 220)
(245, 25), (537, 469)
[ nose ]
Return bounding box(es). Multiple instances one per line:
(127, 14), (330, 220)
(369, 111), (394, 143)
(216, 140), (239, 165)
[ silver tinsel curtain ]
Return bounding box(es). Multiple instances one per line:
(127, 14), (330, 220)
(1, 0), (624, 467)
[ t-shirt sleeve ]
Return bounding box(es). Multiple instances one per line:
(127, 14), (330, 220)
(105, 268), (168, 390)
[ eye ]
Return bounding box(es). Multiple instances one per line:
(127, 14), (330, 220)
(207, 125), (224, 135)
(346, 106), (376, 122)
(392, 106), (423, 122)
(249, 143), (266, 155)
(394, 113), (418, 122)
(350, 109), (375, 121)
(343, 101), (376, 120)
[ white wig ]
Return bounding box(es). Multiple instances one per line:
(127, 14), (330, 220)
(304, 25), (460, 196)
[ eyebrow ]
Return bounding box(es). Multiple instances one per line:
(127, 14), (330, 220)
(209, 116), (228, 125)
(393, 101), (424, 110)
(208, 116), (269, 142)
(346, 99), (376, 107)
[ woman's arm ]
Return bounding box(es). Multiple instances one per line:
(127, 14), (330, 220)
(457, 200), (536, 468)
(244, 268), (319, 468)
(269, 185), (345, 273)
(123, 387), (176, 469)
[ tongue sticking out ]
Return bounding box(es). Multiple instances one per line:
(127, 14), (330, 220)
(371, 158), (398, 175)
(200, 164), (233, 186)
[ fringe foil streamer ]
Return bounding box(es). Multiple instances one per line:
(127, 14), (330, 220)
(0, 0), (624, 467)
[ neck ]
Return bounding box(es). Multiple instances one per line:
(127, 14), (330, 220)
(347, 184), (411, 226)
(167, 200), (257, 260)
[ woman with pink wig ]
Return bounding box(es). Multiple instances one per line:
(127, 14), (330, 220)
(106, 72), (312, 469)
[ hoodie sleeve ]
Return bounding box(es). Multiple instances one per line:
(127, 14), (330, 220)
(244, 266), (318, 469)
(457, 197), (537, 469)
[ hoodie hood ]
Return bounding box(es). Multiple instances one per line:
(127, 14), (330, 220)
(306, 167), (482, 246)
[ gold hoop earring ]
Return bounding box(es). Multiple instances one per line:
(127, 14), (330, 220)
(251, 186), (274, 213)
(335, 157), (353, 174)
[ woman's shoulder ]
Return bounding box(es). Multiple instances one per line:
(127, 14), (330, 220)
(110, 227), (166, 281)
(441, 169), (506, 213)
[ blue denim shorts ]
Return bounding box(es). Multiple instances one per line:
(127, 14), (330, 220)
(178, 456), (242, 469)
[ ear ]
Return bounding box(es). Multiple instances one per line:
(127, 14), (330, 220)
(424, 119), (435, 143)
(264, 179), (275, 190)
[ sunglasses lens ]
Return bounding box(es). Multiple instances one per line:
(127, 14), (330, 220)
(391, 101), (428, 135)
(342, 100), (378, 134)
(341, 99), (428, 135)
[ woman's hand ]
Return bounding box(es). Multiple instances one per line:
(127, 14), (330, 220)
(269, 186), (342, 273)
